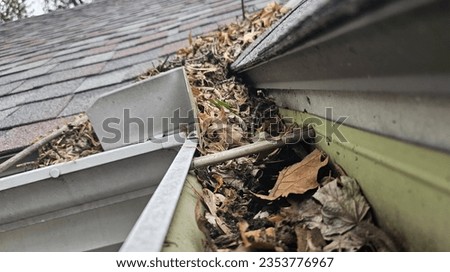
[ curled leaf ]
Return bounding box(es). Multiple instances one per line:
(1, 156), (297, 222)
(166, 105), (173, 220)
(255, 149), (328, 200)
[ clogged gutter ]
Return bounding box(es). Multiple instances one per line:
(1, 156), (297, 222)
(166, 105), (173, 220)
(139, 3), (398, 251)
(16, 2), (397, 251)
(37, 114), (102, 167)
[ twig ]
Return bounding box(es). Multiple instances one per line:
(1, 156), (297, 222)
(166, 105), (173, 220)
(0, 115), (88, 174)
(241, 0), (246, 20)
(191, 127), (314, 169)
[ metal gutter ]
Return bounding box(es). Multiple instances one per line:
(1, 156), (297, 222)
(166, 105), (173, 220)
(232, 0), (443, 73)
(120, 138), (198, 252)
(0, 67), (202, 251)
(87, 67), (199, 150)
(0, 135), (181, 191)
(232, 0), (450, 153)
(162, 174), (205, 252)
(231, 0), (450, 251)
(0, 152), (37, 178)
(0, 135), (182, 251)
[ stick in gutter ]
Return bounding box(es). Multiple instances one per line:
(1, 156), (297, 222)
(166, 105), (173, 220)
(0, 115), (88, 174)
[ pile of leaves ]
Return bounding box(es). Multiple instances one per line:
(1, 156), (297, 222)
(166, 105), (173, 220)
(140, 2), (289, 155)
(140, 2), (397, 251)
(198, 146), (398, 252)
(37, 114), (103, 167)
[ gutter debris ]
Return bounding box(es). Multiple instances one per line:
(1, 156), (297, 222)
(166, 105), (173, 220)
(0, 114), (101, 172)
(140, 2), (397, 251)
(0, 2), (398, 252)
(37, 114), (102, 167)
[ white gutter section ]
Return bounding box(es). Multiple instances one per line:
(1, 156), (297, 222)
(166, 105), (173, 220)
(0, 135), (183, 251)
(0, 64), (204, 251)
(120, 137), (198, 252)
(0, 66), (201, 251)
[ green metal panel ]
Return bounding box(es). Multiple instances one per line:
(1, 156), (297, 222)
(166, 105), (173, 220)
(281, 108), (450, 251)
(163, 174), (205, 252)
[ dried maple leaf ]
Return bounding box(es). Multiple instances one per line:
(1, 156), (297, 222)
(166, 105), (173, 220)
(322, 221), (397, 252)
(254, 149), (329, 200)
(323, 228), (366, 252)
(313, 176), (370, 238)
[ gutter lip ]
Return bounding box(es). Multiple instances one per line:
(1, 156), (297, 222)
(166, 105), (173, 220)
(120, 138), (198, 252)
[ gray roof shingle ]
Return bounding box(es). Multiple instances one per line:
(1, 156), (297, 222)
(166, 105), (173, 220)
(0, 95), (72, 130)
(0, 0), (286, 154)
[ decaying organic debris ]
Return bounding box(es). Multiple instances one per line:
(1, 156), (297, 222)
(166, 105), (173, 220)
(1, 114), (102, 171)
(37, 114), (103, 167)
(141, 2), (397, 251)
(140, 2), (289, 155)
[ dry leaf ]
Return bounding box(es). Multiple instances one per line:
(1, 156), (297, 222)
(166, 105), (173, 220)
(322, 222), (395, 252)
(255, 149), (329, 200)
(295, 226), (308, 252)
(238, 221), (250, 247)
(323, 229), (366, 252)
(267, 214), (284, 224)
(202, 189), (231, 235)
(244, 227), (276, 250)
(285, 178), (396, 252)
(239, 221), (277, 251)
(212, 173), (224, 193)
(313, 176), (370, 238)
(284, 198), (322, 223)
(295, 226), (326, 252)
(37, 114), (103, 167)
(306, 228), (327, 251)
(241, 29), (261, 45)
(253, 210), (269, 219)
(214, 233), (240, 249)
(334, 221), (398, 252)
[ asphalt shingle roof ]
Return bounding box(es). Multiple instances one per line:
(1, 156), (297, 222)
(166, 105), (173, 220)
(0, 0), (280, 154)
